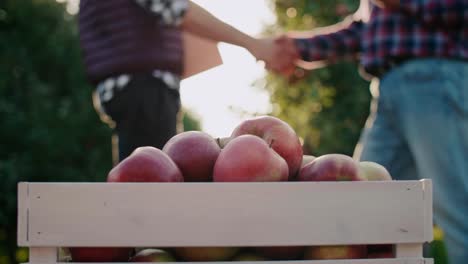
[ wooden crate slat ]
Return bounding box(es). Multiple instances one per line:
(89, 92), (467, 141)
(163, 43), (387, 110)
(422, 180), (433, 242)
(25, 258), (433, 264)
(17, 182), (29, 246)
(18, 180), (433, 247)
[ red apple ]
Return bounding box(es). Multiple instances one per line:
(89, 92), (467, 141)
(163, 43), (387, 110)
(301, 155), (316, 168)
(173, 247), (239, 262)
(213, 135), (289, 182)
(68, 247), (133, 262)
(358, 161), (393, 181)
(162, 131), (221, 182)
(230, 116), (303, 179)
(107, 146), (183, 182)
(254, 246), (305, 260)
(298, 154), (360, 181)
(367, 244), (394, 258)
(367, 251), (395, 258)
(304, 245), (367, 260)
(129, 249), (176, 262)
(232, 253), (267, 261)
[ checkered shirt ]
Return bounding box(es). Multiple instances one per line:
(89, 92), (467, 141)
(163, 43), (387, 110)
(294, 0), (468, 77)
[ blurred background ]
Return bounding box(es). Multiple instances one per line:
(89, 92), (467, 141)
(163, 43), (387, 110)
(0, 0), (447, 263)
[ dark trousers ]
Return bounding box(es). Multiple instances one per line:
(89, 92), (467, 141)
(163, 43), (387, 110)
(94, 74), (181, 163)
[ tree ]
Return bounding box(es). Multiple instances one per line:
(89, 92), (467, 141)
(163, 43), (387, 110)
(0, 0), (114, 262)
(264, 0), (370, 156)
(182, 108), (202, 131)
(0, 1), (200, 263)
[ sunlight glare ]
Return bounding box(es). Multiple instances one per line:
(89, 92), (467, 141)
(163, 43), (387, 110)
(181, 0), (276, 137)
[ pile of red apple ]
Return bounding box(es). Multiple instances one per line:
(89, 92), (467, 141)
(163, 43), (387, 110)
(67, 115), (395, 262)
(66, 243), (394, 262)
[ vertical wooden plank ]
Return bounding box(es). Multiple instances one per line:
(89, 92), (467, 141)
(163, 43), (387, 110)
(29, 247), (57, 263)
(422, 179), (434, 242)
(395, 243), (423, 258)
(17, 182), (29, 246)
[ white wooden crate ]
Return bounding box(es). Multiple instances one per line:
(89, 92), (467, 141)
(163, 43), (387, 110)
(17, 180), (433, 264)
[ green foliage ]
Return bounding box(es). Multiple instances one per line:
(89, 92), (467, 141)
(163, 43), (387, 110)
(182, 108), (202, 131)
(0, 0), (114, 262)
(266, 0), (370, 156)
(0, 1), (200, 263)
(428, 226), (449, 264)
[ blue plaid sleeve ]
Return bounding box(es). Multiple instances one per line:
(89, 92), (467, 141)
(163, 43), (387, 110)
(293, 17), (363, 63)
(400, 0), (467, 28)
(135, 0), (188, 26)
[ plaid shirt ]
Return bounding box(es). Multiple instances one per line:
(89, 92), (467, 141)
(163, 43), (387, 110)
(294, 0), (468, 77)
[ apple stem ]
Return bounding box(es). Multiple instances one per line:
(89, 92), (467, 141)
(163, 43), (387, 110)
(269, 139), (274, 148)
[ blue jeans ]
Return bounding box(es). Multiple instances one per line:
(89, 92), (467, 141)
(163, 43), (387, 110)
(354, 59), (468, 264)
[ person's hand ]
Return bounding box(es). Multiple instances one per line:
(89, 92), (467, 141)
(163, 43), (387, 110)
(247, 35), (299, 77)
(271, 35), (300, 76)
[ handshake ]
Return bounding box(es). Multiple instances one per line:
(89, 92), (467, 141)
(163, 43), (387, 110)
(247, 35), (301, 77)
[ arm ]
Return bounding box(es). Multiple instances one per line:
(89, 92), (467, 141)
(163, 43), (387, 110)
(181, 2), (263, 56)
(134, 0), (256, 50)
(374, 0), (467, 28)
(135, 0), (297, 75)
(181, 1), (298, 75)
(181, 1), (255, 49)
(290, 17), (363, 67)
